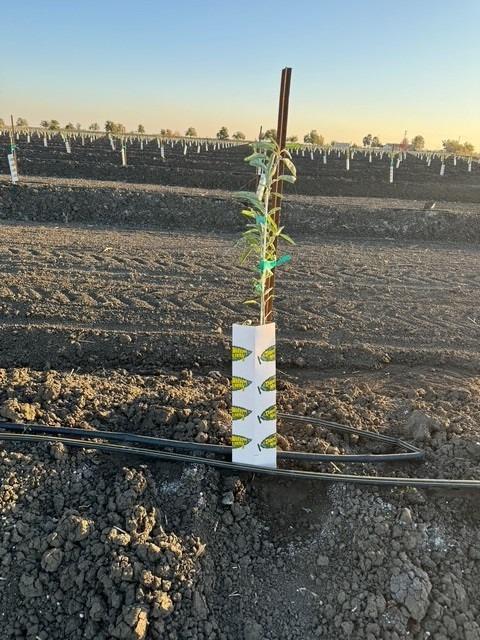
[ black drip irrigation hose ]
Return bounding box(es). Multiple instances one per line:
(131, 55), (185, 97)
(0, 413), (423, 463)
(0, 414), (479, 489)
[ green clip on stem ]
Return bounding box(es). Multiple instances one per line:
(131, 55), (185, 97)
(258, 255), (291, 273)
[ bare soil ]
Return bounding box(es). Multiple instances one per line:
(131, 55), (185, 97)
(0, 145), (479, 638)
(2, 175), (480, 243)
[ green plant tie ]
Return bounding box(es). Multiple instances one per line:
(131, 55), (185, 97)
(255, 214), (266, 224)
(258, 255), (291, 273)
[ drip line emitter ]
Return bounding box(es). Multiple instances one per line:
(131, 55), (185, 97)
(2, 68), (480, 490)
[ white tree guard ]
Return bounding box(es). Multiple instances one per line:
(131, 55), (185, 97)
(7, 154), (18, 183)
(232, 323), (276, 468)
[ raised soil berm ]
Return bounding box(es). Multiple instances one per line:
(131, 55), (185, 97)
(1, 175), (480, 243)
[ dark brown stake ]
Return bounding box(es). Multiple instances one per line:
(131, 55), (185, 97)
(264, 67), (292, 324)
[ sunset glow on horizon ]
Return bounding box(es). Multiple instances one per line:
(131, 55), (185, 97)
(2, 0), (479, 150)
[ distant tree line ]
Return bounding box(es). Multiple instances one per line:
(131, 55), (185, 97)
(442, 139), (475, 155)
(362, 134), (382, 147)
(1, 117), (476, 154)
(411, 135), (424, 151)
(257, 128), (323, 145)
(0, 117), (30, 127)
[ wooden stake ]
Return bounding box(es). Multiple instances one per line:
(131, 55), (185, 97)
(263, 67), (292, 324)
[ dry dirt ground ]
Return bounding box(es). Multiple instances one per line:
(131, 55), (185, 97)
(0, 213), (479, 640)
(0, 221), (478, 369)
(0, 166), (480, 640)
(0, 224), (480, 364)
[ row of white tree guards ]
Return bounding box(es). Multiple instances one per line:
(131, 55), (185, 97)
(0, 127), (243, 172)
(1, 127), (478, 184)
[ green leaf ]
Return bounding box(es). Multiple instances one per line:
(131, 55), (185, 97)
(245, 152), (267, 164)
(240, 209), (256, 219)
(279, 232), (295, 245)
(248, 157), (268, 170)
(275, 174), (296, 184)
(239, 246), (257, 264)
(282, 157), (296, 175)
(233, 191), (264, 211)
(243, 299), (260, 306)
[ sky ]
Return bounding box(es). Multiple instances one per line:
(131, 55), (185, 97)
(1, 0), (479, 149)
